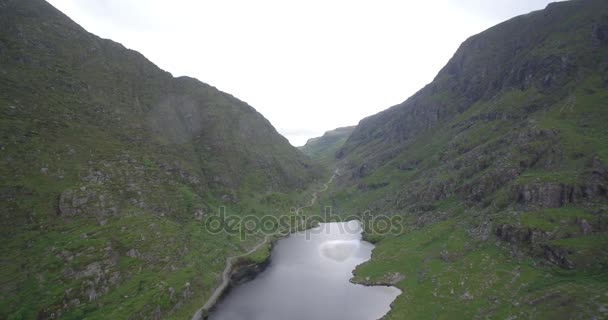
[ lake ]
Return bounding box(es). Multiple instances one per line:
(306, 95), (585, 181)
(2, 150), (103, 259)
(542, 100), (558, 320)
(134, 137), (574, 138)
(209, 220), (401, 320)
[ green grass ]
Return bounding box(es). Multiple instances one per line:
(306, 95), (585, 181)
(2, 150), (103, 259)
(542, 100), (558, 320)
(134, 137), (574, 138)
(519, 207), (595, 231)
(0, 2), (322, 318)
(353, 217), (608, 319)
(320, 4), (608, 318)
(299, 126), (355, 168)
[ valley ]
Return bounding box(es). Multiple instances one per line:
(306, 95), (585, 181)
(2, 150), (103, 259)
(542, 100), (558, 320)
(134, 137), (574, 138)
(1, 0), (607, 319)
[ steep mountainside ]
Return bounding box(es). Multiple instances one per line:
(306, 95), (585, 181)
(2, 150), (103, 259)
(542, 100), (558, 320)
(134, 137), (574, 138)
(0, 0), (320, 319)
(299, 126), (354, 167)
(315, 0), (608, 318)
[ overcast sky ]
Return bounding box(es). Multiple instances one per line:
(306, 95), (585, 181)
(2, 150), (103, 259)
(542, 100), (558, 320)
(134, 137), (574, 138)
(47, 0), (559, 146)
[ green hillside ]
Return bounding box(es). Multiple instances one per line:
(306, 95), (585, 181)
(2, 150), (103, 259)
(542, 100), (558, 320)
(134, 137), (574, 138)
(299, 126), (354, 168)
(0, 0), (322, 319)
(312, 0), (608, 318)
(2, 0), (608, 318)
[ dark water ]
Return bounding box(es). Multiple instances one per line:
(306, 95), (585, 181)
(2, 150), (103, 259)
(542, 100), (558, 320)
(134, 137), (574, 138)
(209, 221), (401, 320)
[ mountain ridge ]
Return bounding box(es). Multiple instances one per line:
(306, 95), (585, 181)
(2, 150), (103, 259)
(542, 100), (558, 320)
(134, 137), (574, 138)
(299, 126), (354, 167)
(2, 0), (608, 318)
(0, 0), (321, 318)
(310, 0), (608, 318)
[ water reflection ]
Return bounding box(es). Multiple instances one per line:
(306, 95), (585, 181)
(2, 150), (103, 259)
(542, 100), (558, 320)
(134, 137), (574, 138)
(319, 240), (360, 262)
(209, 221), (401, 320)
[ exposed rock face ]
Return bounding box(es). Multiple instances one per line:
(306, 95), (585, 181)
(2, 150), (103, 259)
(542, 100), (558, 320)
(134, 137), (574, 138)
(327, 0), (608, 276)
(514, 183), (576, 208)
(495, 224), (548, 245)
(541, 245), (574, 269)
(333, 0), (608, 212)
(59, 188), (118, 218)
(56, 244), (122, 308)
(513, 179), (607, 209)
(230, 257), (272, 286)
(495, 224), (577, 268)
(354, 272), (405, 286)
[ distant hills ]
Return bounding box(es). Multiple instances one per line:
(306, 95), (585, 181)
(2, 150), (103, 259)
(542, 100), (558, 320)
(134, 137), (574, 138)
(299, 126), (354, 167)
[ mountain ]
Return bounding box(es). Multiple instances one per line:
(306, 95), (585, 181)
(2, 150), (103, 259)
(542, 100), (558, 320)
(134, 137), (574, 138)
(315, 0), (608, 318)
(0, 0), (321, 319)
(299, 126), (354, 167)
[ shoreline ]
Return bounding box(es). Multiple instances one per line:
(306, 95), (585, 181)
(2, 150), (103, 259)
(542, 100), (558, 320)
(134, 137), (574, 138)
(191, 169), (341, 320)
(199, 219), (402, 320)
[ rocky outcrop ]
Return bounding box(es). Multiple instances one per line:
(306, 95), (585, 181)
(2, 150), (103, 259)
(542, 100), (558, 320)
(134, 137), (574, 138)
(336, 0), (608, 206)
(58, 188), (118, 218)
(354, 272), (406, 286)
(458, 166), (520, 204)
(495, 223), (583, 269)
(229, 257), (271, 287)
(513, 183), (578, 208)
(541, 244), (574, 269)
(513, 181), (607, 209)
(57, 244), (122, 308)
(495, 224), (549, 245)
(338, 0), (591, 164)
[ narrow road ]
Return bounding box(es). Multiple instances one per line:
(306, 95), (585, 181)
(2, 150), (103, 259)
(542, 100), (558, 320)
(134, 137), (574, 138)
(296, 168), (340, 212)
(191, 169), (341, 320)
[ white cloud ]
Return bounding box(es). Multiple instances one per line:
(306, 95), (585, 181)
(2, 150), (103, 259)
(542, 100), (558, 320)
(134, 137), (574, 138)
(46, 0), (559, 146)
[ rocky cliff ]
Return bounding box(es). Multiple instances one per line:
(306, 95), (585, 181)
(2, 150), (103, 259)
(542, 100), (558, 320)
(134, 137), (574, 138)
(322, 0), (608, 318)
(334, 0), (608, 231)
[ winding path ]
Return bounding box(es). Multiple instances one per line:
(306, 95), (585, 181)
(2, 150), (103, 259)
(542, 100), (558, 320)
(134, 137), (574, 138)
(296, 168), (340, 212)
(191, 169), (341, 320)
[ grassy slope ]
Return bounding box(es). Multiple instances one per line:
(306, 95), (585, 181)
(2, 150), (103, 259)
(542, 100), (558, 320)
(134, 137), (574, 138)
(0, 0), (323, 319)
(299, 126), (354, 168)
(354, 217), (608, 319)
(314, 0), (608, 318)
